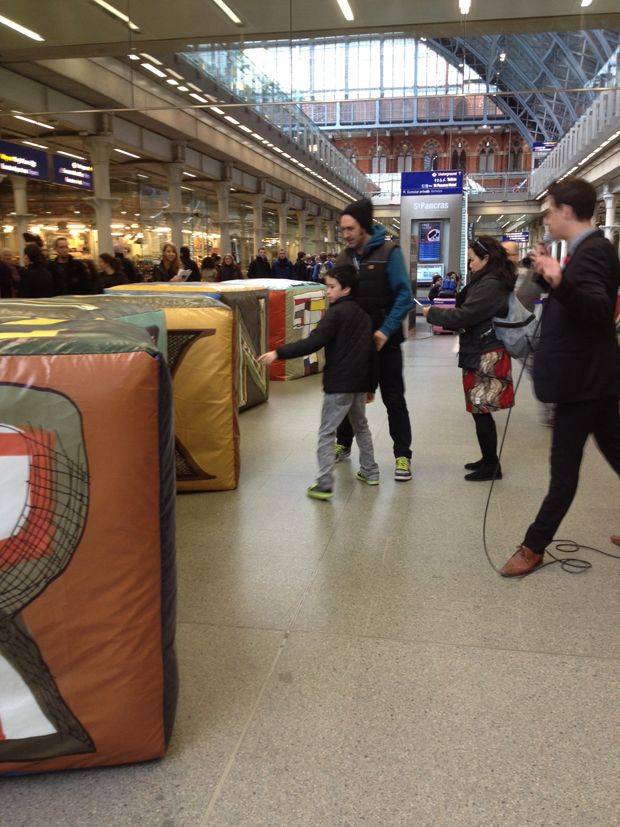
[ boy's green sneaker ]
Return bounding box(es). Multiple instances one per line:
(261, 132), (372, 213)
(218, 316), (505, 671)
(356, 471), (379, 486)
(394, 457), (412, 481)
(307, 484), (333, 501)
(334, 444), (351, 462)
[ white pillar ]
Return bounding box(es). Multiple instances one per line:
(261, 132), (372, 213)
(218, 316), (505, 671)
(326, 214), (336, 251)
(559, 239), (568, 262)
(603, 190), (619, 241)
(296, 209), (308, 254)
(313, 215), (323, 255)
(84, 135), (119, 257)
(277, 201), (289, 254)
(166, 162), (185, 251)
(551, 240), (559, 261)
(251, 193), (266, 252)
(216, 181), (231, 256)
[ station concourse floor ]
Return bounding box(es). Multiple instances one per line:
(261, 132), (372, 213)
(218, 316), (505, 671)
(4, 328), (620, 827)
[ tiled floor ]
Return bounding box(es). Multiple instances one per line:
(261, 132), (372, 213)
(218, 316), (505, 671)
(3, 330), (620, 827)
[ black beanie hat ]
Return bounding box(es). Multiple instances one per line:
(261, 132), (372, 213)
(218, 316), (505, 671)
(342, 198), (373, 234)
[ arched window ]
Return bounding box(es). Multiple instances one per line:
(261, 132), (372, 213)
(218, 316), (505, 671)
(372, 149), (387, 174)
(345, 145), (357, 165)
(509, 140), (523, 171)
(451, 144), (467, 172)
(479, 141), (495, 172)
(397, 151), (413, 172)
(423, 150), (439, 171)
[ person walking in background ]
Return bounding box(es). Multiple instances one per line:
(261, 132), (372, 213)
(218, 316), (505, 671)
(501, 177), (620, 577)
(427, 274), (442, 301)
(271, 248), (294, 279)
(153, 243), (183, 282)
(424, 236), (516, 481)
(18, 244), (55, 299)
(258, 265), (379, 500)
(114, 243), (139, 283)
(219, 253), (244, 281)
(98, 253), (130, 290)
(0, 248), (20, 298)
(294, 251), (308, 281)
(247, 247), (272, 279)
(335, 198), (414, 482)
(48, 237), (90, 295)
(200, 256), (219, 282)
(180, 245), (201, 282)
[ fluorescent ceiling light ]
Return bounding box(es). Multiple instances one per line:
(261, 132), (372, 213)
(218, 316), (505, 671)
(459, 0), (471, 13)
(91, 0), (140, 31)
(58, 150), (86, 160)
(251, 132), (263, 139)
(167, 79), (179, 86)
(128, 54), (140, 60)
(183, 172), (196, 177)
(210, 107), (225, 114)
(167, 69), (184, 80)
(273, 147), (284, 153)
(142, 63), (167, 78)
(140, 53), (162, 65)
(22, 140), (48, 149)
(188, 83), (203, 93)
(336, 0), (354, 21)
(212, 0), (242, 24)
(224, 115), (240, 125)
(181, 186), (194, 191)
(581, 0), (593, 5)
(178, 86), (189, 92)
(114, 148), (140, 158)
(137, 174), (148, 179)
(282, 153), (292, 158)
(238, 125), (252, 133)
(0, 13), (44, 41)
(14, 114), (53, 129)
(190, 93), (208, 103)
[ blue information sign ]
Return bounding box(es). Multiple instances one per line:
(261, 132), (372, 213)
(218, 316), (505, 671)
(0, 140), (49, 181)
(533, 142), (557, 153)
(52, 155), (93, 190)
(502, 232), (530, 244)
(401, 170), (463, 196)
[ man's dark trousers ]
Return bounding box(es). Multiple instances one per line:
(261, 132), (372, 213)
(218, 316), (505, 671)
(524, 395), (620, 553)
(336, 340), (412, 459)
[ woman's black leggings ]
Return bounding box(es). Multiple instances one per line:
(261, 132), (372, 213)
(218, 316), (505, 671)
(472, 412), (498, 464)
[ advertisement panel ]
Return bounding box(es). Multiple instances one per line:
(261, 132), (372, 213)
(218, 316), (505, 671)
(418, 222), (442, 262)
(502, 232), (530, 244)
(0, 140), (49, 181)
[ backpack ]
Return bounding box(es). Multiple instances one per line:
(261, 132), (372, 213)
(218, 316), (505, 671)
(492, 291), (540, 360)
(318, 262), (330, 282)
(440, 274), (455, 293)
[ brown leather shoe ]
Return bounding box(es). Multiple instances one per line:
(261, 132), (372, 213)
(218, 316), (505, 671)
(500, 545), (544, 577)
(611, 536), (620, 547)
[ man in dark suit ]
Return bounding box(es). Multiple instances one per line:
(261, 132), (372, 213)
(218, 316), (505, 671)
(502, 177), (620, 576)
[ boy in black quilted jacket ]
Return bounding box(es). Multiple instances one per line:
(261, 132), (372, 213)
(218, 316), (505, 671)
(259, 265), (379, 500)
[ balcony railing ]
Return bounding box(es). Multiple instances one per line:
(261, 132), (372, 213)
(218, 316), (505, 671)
(530, 47), (620, 196)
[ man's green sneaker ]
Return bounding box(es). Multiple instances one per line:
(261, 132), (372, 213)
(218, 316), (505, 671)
(307, 484), (333, 500)
(356, 471), (379, 486)
(334, 444), (351, 462)
(394, 457), (412, 481)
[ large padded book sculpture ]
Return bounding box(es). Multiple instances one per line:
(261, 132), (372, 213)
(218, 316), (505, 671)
(106, 283), (269, 410)
(0, 297), (240, 492)
(0, 319), (177, 774)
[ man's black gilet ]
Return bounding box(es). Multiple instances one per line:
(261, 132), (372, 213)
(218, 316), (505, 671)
(336, 241), (403, 344)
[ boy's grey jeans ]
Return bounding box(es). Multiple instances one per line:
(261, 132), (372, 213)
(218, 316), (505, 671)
(316, 392), (379, 489)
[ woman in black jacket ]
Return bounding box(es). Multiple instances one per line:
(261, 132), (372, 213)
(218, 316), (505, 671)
(18, 244), (55, 298)
(98, 253), (129, 290)
(424, 236), (516, 481)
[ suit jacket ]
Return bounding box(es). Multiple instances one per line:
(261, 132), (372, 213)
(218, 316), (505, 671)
(533, 230), (620, 404)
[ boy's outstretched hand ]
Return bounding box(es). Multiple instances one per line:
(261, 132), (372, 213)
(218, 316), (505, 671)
(258, 351), (277, 365)
(366, 393), (375, 403)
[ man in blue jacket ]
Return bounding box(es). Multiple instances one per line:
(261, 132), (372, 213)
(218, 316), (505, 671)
(271, 248), (295, 279)
(335, 198), (414, 481)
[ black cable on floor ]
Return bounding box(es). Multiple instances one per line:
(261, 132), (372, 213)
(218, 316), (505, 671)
(481, 352), (620, 577)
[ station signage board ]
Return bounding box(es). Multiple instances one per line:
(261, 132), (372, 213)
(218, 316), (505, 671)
(0, 140), (49, 181)
(502, 232), (530, 244)
(401, 170), (463, 196)
(52, 155), (93, 190)
(533, 142), (557, 154)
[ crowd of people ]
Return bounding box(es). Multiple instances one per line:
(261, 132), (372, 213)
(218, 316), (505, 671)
(0, 236), (343, 299)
